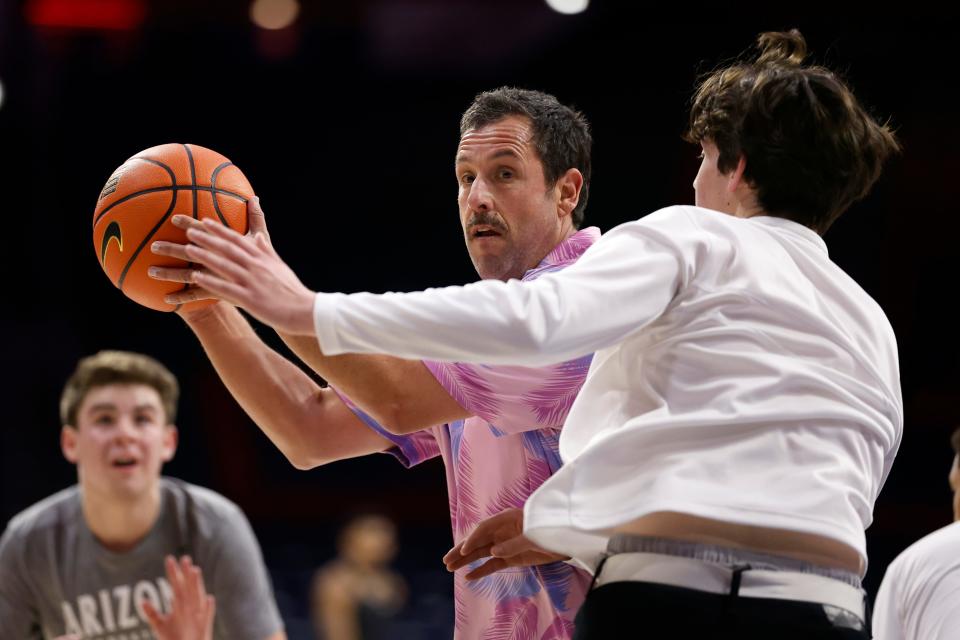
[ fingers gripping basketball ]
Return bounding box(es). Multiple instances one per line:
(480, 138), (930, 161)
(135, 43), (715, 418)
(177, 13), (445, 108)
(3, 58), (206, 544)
(92, 143), (254, 312)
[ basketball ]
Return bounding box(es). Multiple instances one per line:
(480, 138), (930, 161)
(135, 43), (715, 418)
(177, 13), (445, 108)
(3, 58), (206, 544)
(93, 143), (253, 312)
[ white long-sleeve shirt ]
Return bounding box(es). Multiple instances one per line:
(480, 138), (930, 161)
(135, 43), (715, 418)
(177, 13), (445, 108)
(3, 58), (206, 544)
(314, 206), (903, 571)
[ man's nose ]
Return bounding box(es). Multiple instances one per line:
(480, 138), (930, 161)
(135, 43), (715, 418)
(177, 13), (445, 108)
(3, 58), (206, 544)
(466, 175), (493, 212)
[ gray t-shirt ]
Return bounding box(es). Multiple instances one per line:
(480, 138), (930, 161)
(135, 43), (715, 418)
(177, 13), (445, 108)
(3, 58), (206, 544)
(0, 478), (283, 640)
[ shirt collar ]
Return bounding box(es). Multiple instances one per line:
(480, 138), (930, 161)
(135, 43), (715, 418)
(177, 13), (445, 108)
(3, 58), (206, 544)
(749, 216), (829, 256)
(523, 226), (601, 281)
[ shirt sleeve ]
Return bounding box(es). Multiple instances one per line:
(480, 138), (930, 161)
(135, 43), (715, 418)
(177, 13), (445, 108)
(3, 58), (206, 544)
(314, 207), (694, 367)
(0, 523), (43, 640)
(423, 354), (592, 433)
(331, 387), (441, 468)
(201, 506), (285, 640)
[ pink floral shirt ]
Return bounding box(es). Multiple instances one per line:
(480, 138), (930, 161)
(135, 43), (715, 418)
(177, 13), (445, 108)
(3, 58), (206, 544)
(340, 228), (599, 639)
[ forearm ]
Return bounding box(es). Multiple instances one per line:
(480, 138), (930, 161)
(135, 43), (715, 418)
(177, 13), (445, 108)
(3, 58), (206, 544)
(181, 304), (386, 467)
(312, 222), (683, 366)
(280, 333), (406, 407)
(313, 279), (604, 366)
(278, 332), (469, 433)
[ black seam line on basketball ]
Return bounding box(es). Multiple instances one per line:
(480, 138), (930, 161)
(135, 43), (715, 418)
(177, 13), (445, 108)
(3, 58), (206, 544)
(117, 189), (178, 290)
(92, 156), (177, 227)
(134, 157), (176, 175)
(184, 144), (198, 220)
(93, 186), (249, 227)
(209, 162), (233, 226)
(182, 146), (201, 298)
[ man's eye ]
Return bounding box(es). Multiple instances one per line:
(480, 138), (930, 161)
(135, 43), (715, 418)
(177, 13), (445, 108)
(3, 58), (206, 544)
(461, 174), (475, 184)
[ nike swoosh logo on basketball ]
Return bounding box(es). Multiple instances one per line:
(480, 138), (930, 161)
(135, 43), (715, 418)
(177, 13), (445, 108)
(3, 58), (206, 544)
(100, 221), (123, 265)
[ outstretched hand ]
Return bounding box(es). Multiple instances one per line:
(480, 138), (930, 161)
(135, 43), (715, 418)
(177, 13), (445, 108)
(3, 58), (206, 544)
(443, 508), (569, 580)
(142, 555), (216, 640)
(149, 197), (316, 334)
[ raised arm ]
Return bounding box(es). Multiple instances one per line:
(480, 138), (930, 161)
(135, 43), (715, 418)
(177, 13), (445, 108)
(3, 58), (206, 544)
(168, 207), (689, 366)
(276, 332), (470, 434)
(152, 199), (471, 441)
(177, 302), (392, 468)
(308, 214), (689, 365)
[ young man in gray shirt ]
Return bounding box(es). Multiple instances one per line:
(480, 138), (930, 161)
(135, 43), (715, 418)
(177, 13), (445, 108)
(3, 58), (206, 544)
(0, 351), (285, 640)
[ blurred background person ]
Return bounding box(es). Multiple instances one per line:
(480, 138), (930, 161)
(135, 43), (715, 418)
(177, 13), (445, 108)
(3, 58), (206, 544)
(311, 513), (407, 640)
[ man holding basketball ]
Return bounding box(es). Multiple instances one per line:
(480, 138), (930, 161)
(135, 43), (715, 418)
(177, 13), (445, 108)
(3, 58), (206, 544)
(0, 351), (285, 640)
(152, 88), (596, 637)
(162, 31), (902, 639)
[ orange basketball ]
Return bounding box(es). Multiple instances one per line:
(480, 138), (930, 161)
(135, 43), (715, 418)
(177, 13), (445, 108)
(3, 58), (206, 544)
(93, 143), (253, 312)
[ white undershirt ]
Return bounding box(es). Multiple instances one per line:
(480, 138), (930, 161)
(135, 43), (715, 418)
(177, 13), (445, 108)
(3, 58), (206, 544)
(314, 206), (903, 571)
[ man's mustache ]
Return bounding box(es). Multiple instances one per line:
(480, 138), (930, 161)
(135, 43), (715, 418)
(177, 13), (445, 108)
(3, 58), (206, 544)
(466, 213), (507, 233)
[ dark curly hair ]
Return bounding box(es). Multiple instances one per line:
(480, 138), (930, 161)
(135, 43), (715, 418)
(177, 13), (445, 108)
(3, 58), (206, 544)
(686, 30), (900, 233)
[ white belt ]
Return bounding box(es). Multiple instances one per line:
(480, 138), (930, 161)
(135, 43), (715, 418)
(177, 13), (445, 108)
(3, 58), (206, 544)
(594, 552), (865, 620)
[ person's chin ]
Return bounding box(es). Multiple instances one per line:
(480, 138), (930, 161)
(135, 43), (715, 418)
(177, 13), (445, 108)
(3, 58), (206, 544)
(469, 250), (503, 276)
(108, 468), (155, 492)
(475, 260), (511, 281)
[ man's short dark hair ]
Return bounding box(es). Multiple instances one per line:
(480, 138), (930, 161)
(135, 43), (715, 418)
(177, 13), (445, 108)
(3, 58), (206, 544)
(685, 30), (900, 233)
(460, 87), (592, 229)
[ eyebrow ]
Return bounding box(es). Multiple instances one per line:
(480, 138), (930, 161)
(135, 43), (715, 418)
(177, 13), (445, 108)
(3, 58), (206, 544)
(455, 148), (524, 166)
(85, 403), (159, 414)
(85, 403), (116, 413)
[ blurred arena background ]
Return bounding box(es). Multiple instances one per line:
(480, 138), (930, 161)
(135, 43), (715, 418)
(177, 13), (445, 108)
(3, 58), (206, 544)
(1, 2), (957, 637)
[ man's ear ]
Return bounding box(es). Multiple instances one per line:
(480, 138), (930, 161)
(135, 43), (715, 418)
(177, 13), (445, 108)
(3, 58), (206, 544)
(61, 426), (79, 464)
(556, 168), (584, 221)
(727, 155), (747, 193)
(161, 425), (179, 463)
